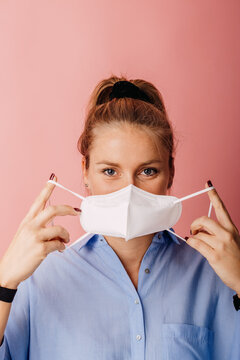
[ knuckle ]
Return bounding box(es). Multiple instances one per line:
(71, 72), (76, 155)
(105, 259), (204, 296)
(217, 241), (227, 252)
(39, 242), (48, 258)
(59, 241), (66, 250)
(63, 228), (70, 238)
(191, 237), (199, 247)
(200, 215), (208, 222)
(57, 225), (66, 232)
(34, 233), (41, 243)
(46, 205), (57, 214)
(31, 230), (41, 243)
(220, 230), (232, 244)
(54, 224), (63, 233)
(56, 225), (69, 237)
(57, 241), (65, 252)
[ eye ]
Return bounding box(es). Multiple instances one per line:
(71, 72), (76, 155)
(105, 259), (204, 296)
(141, 167), (158, 176)
(101, 167), (159, 177)
(102, 168), (116, 177)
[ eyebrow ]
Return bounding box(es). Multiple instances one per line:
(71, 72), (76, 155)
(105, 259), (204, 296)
(96, 159), (164, 166)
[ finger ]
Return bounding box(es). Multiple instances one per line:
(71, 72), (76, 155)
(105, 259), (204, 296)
(22, 174), (58, 224)
(186, 234), (215, 260)
(44, 239), (66, 255)
(205, 181), (236, 233)
(190, 215), (226, 237)
(39, 225), (70, 243)
(33, 204), (80, 228)
(189, 231), (217, 250)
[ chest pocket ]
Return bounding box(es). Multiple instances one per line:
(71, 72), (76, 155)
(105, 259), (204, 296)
(160, 323), (214, 360)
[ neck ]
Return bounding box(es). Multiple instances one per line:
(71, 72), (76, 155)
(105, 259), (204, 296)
(102, 233), (156, 273)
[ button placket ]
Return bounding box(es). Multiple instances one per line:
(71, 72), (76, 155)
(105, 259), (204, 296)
(128, 294), (145, 359)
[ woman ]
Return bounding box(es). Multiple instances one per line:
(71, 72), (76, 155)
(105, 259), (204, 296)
(0, 76), (239, 359)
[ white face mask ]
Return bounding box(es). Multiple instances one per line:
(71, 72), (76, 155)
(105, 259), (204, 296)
(47, 179), (215, 244)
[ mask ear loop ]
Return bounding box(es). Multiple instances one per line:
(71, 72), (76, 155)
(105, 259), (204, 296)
(47, 180), (86, 200)
(165, 186), (215, 242)
(208, 200), (213, 217)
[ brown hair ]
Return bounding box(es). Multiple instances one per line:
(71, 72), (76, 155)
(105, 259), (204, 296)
(77, 74), (178, 190)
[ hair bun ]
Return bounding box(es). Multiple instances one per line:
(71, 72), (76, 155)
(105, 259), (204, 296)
(109, 80), (152, 104)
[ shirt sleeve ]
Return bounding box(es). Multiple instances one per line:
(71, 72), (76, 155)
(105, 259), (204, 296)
(228, 305), (240, 358)
(0, 279), (30, 360)
(211, 274), (240, 360)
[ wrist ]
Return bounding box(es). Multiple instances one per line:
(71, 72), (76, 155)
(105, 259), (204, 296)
(0, 263), (19, 290)
(0, 281), (19, 290)
(0, 274), (19, 289)
(0, 274), (19, 290)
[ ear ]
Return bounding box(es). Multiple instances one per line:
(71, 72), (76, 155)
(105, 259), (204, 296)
(167, 162), (175, 189)
(81, 157), (89, 185)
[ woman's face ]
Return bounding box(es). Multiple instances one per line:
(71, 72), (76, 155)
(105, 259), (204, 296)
(82, 124), (173, 196)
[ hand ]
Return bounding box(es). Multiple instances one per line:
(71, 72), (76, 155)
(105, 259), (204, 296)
(0, 174), (80, 289)
(186, 180), (240, 296)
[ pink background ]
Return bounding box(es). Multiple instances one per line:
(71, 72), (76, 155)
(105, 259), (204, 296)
(0, 0), (239, 255)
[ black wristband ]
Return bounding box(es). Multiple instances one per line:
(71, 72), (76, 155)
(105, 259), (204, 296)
(0, 286), (17, 303)
(233, 294), (240, 311)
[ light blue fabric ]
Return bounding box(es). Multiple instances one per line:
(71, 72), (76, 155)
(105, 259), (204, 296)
(0, 228), (239, 359)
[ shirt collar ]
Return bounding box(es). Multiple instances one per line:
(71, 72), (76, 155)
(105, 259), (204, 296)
(163, 227), (181, 245)
(151, 228), (181, 246)
(76, 227), (181, 252)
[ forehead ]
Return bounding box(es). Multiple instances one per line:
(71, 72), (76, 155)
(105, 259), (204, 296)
(90, 124), (168, 164)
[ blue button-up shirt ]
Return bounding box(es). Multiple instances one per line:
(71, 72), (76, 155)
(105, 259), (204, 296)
(0, 228), (239, 359)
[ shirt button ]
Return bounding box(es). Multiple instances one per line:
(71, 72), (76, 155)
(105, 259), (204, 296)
(158, 233), (162, 239)
(134, 299), (139, 304)
(145, 268), (150, 273)
(136, 334), (142, 341)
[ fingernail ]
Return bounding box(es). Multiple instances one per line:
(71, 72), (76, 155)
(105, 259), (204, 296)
(74, 207), (81, 212)
(207, 180), (213, 187)
(49, 173), (55, 180)
(184, 236), (189, 241)
(190, 229), (192, 235)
